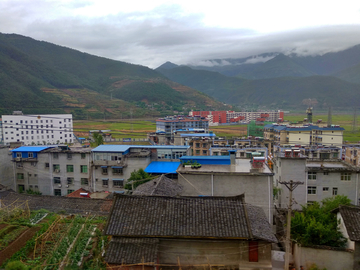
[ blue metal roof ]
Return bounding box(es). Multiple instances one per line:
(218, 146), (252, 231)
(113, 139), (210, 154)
(11, 146), (54, 152)
(92, 145), (189, 152)
(180, 133), (215, 137)
(285, 127), (312, 131)
(145, 161), (180, 174)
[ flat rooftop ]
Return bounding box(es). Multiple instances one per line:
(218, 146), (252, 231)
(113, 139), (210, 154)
(177, 159), (273, 175)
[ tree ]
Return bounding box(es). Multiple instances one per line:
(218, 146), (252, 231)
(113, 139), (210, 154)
(92, 132), (104, 146)
(125, 168), (151, 190)
(291, 195), (351, 247)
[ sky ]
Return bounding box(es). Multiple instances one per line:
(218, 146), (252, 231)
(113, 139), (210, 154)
(1, 0), (360, 68)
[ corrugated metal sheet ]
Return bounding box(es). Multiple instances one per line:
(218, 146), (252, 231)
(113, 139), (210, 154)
(145, 161), (180, 174)
(11, 146), (54, 152)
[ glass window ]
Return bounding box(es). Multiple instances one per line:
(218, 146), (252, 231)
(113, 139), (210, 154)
(67, 177), (73, 185)
(53, 177), (61, 184)
(102, 179), (109, 186)
(81, 153), (86, 159)
(17, 173), (24, 180)
(53, 153), (58, 159)
(341, 173), (351, 181)
(113, 179), (124, 188)
(67, 165), (74, 173)
(323, 187), (329, 192)
(67, 189), (74, 194)
(307, 186), (316, 195)
(102, 167), (108, 174)
(81, 178), (89, 185)
(54, 189), (62, 196)
(80, 165), (88, 173)
(53, 164), (60, 172)
(308, 172), (317, 180)
(333, 187), (338, 195)
(112, 168), (123, 174)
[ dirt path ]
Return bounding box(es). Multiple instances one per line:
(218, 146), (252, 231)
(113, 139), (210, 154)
(0, 226), (40, 265)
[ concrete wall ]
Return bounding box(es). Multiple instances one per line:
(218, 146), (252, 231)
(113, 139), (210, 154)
(158, 239), (272, 269)
(0, 146), (15, 189)
(275, 157), (307, 210)
(178, 173), (273, 223)
(13, 151), (91, 196)
(293, 244), (353, 270)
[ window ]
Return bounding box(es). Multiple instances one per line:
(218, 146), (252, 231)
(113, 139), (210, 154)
(28, 152), (34, 158)
(54, 189), (62, 196)
(202, 150), (207, 155)
(67, 153), (72, 159)
(323, 172), (329, 175)
(112, 167), (123, 174)
(308, 172), (317, 180)
(66, 165), (74, 173)
(53, 177), (61, 184)
(102, 179), (109, 186)
(67, 189), (75, 195)
(195, 150), (200, 154)
(323, 187), (329, 192)
(17, 173), (24, 180)
(53, 153), (58, 159)
(80, 165), (88, 173)
(195, 143), (200, 148)
(341, 173), (351, 181)
(113, 179), (124, 188)
(81, 178), (89, 185)
(102, 167), (108, 174)
(308, 186), (316, 195)
(333, 187), (338, 195)
(53, 164), (60, 172)
(45, 163), (49, 168)
(67, 177), (73, 185)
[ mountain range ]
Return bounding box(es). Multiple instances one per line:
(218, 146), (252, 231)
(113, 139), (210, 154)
(0, 33), (229, 119)
(156, 46), (360, 109)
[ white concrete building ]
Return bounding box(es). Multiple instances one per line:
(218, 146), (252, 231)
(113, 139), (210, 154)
(1, 113), (73, 145)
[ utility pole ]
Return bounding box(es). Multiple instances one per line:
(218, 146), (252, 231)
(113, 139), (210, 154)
(279, 180), (304, 270)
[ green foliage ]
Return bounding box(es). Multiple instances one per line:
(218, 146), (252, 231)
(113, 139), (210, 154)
(5, 261), (29, 270)
(125, 168), (151, 190)
(291, 195), (351, 247)
(92, 132), (104, 146)
(309, 264), (327, 270)
(25, 189), (42, 195)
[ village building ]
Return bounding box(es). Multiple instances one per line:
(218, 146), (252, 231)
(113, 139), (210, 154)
(104, 194), (277, 270)
(176, 152), (274, 223)
(1, 112), (73, 145)
(273, 148), (360, 210)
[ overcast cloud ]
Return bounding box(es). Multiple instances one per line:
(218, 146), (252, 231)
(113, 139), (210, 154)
(1, 0), (360, 68)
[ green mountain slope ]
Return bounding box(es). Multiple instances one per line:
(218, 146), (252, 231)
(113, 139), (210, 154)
(333, 62), (360, 84)
(0, 33), (228, 117)
(241, 54), (316, 79)
(156, 65), (360, 108)
(156, 66), (247, 101)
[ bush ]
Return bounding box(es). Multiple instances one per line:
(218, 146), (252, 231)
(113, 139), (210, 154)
(5, 261), (29, 270)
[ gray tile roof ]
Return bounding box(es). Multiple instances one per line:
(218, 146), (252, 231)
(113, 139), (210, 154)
(0, 191), (112, 215)
(105, 237), (159, 265)
(338, 205), (360, 241)
(132, 175), (182, 196)
(105, 194), (276, 242)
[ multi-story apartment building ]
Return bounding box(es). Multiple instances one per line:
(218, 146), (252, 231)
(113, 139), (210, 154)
(2, 112), (73, 145)
(273, 148), (360, 210)
(10, 144), (190, 196)
(156, 116), (209, 134)
(344, 145), (360, 166)
(265, 124), (344, 147)
(190, 110), (284, 125)
(11, 145), (91, 196)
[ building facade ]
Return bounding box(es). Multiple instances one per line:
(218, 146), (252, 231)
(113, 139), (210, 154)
(2, 113), (73, 145)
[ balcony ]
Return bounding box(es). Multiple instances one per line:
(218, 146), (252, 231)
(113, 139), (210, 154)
(93, 160), (127, 167)
(12, 157), (38, 162)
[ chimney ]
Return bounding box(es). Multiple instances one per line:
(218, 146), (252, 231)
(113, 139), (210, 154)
(229, 150), (236, 165)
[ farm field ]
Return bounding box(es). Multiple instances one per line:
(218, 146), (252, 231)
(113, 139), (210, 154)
(73, 113), (360, 143)
(284, 114), (360, 143)
(0, 207), (108, 269)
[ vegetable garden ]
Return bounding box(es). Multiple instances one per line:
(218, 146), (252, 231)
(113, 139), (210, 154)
(0, 205), (109, 269)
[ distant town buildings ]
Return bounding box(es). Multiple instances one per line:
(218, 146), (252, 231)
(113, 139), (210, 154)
(1, 112), (73, 145)
(189, 110), (284, 125)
